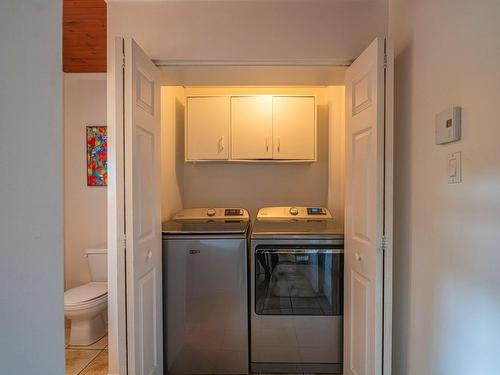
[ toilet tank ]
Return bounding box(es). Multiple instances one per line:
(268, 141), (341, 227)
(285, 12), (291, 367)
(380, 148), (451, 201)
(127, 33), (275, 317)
(86, 248), (107, 282)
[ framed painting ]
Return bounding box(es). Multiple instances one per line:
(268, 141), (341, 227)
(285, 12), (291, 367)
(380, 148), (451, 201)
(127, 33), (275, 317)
(86, 126), (107, 186)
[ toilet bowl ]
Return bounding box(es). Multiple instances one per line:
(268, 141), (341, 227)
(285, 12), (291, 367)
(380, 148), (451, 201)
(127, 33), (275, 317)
(64, 282), (108, 345)
(64, 248), (108, 346)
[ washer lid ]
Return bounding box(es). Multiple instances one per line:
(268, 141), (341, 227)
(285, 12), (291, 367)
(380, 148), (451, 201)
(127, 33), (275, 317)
(64, 282), (107, 305)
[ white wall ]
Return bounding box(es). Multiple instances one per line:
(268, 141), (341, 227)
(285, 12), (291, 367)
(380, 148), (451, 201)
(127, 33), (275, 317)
(64, 74), (108, 290)
(161, 86), (185, 221)
(0, 1), (64, 374)
(108, 0), (387, 63)
(327, 86), (346, 225)
(389, 1), (500, 374)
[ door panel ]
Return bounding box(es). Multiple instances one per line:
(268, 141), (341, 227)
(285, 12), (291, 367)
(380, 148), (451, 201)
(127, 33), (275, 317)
(350, 271), (369, 375)
(231, 96), (273, 159)
(186, 96), (229, 160)
(344, 37), (391, 375)
(272, 96), (316, 160)
(124, 37), (162, 375)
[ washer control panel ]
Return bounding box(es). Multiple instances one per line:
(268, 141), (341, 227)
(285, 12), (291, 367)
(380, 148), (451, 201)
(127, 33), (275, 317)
(173, 208), (249, 221)
(257, 206), (332, 220)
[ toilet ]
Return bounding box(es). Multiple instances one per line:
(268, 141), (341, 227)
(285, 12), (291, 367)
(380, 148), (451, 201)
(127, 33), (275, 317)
(64, 248), (108, 346)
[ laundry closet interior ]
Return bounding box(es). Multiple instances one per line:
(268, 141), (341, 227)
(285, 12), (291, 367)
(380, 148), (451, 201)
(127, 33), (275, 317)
(160, 65), (348, 368)
(160, 81), (346, 220)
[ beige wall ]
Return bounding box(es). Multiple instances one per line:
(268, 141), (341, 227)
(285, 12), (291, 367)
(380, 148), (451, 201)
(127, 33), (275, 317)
(389, 1), (500, 374)
(107, 0), (387, 62)
(160, 86), (344, 217)
(64, 74), (108, 290)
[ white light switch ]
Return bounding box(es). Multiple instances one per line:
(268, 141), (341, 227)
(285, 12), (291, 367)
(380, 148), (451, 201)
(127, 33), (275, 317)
(448, 152), (462, 184)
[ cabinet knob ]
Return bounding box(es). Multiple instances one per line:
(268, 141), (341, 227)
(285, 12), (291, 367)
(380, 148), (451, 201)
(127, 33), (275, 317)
(355, 252), (362, 261)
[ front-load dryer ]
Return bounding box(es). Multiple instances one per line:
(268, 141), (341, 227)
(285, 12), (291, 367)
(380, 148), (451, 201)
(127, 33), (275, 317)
(250, 206), (344, 374)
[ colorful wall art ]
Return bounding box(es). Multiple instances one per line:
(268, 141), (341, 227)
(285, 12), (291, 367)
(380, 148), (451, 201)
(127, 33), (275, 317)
(86, 126), (107, 186)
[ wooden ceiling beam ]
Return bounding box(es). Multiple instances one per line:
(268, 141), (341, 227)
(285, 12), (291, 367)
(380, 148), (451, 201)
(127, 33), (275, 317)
(63, 0), (107, 73)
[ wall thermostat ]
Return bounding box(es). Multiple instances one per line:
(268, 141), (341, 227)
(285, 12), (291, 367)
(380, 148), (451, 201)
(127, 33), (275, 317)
(435, 106), (461, 145)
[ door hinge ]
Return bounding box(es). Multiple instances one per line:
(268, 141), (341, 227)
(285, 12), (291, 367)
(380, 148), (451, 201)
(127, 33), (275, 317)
(383, 53), (388, 69)
(381, 235), (387, 253)
(122, 234), (127, 249)
(121, 53), (125, 69)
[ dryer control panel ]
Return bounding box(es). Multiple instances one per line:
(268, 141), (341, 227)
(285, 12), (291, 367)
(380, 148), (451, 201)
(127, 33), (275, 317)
(173, 207), (250, 221)
(257, 206), (332, 220)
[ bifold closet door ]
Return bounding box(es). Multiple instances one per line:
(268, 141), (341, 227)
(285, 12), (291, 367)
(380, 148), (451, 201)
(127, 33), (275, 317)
(124, 37), (163, 375)
(344, 37), (393, 375)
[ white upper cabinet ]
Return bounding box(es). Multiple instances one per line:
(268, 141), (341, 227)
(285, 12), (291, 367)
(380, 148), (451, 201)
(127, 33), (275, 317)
(231, 96), (273, 160)
(272, 96), (316, 160)
(186, 96), (229, 160)
(186, 95), (316, 161)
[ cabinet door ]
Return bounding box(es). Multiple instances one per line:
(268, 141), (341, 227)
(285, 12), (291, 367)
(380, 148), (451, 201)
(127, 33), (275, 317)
(186, 96), (229, 160)
(272, 96), (316, 160)
(231, 96), (273, 159)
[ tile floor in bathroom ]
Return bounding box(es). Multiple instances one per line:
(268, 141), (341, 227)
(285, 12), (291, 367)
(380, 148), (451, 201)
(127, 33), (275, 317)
(65, 321), (108, 375)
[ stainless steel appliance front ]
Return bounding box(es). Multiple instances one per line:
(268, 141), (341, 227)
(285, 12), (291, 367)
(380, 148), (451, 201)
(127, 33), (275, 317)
(162, 210), (249, 375)
(250, 214), (344, 374)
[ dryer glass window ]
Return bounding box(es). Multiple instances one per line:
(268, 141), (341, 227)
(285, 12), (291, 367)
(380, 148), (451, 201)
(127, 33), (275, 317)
(255, 246), (343, 315)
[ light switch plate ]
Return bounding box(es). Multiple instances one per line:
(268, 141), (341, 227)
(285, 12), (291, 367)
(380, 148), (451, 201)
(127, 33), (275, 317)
(436, 106), (461, 145)
(448, 152), (462, 184)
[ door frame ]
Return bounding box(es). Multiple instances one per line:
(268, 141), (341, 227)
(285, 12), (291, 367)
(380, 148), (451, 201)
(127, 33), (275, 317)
(382, 38), (394, 375)
(107, 37), (393, 375)
(107, 37), (128, 375)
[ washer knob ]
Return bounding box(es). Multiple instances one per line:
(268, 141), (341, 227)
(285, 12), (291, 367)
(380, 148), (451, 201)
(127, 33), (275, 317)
(289, 207), (299, 216)
(207, 208), (216, 217)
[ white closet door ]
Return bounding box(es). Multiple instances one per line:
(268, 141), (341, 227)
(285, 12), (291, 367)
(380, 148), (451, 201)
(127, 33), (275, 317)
(186, 96), (229, 160)
(344, 37), (393, 375)
(272, 96), (316, 160)
(231, 96), (273, 159)
(124, 37), (163, 375)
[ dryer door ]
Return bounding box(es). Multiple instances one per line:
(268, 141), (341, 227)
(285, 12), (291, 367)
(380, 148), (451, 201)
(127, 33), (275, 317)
(254, 246), (344, 316)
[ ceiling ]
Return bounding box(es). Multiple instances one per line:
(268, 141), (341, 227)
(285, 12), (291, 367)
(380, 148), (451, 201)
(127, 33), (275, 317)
(63, 0), (107, 73)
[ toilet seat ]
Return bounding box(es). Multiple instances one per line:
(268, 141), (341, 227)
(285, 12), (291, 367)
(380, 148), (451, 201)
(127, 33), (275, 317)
(64, 282), (107, 308)
(64, 294), (107, 312)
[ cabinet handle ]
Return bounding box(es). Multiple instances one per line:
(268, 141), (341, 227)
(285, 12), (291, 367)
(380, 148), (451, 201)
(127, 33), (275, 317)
(277, 137), (281, 152)
(218, 136), (225, 152)
(266, 136), (269, 152)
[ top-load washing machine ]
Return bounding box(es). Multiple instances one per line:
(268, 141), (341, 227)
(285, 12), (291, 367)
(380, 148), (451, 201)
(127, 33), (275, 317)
(250, 206), (344, 374)
(162, 208), (250, 375)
